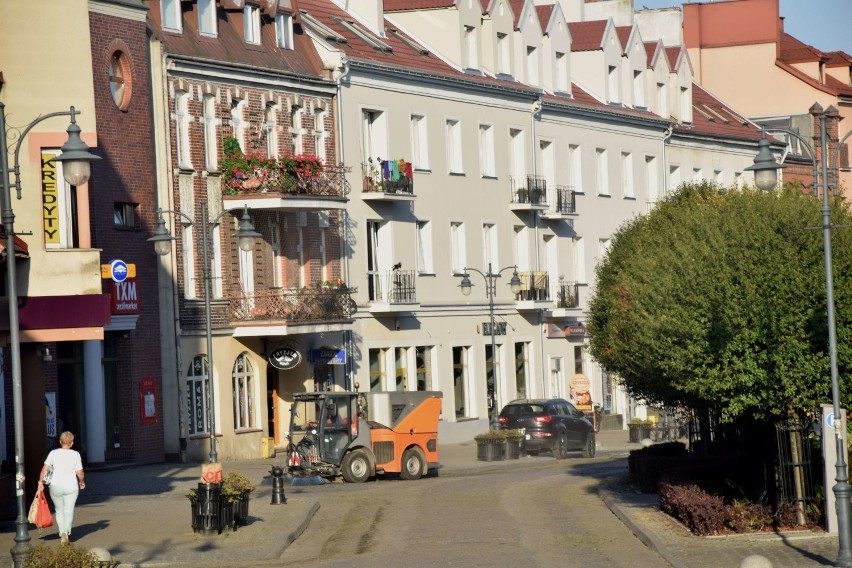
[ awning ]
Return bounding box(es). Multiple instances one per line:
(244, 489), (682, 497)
(0, 235), (29, 260)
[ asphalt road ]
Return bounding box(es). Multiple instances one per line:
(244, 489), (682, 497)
(279, 457), (669, 567)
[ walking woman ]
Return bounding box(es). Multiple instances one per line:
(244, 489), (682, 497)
(39, 431), (85, 544)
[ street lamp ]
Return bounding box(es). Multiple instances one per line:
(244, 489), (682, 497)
(458, 263), (522, 428)
(149, 202), (260, 463)
(747, 104), (852, 567)
(0, 104), (100, 568)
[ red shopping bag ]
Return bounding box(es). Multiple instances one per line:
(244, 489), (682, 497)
(35, 488), (52, 529)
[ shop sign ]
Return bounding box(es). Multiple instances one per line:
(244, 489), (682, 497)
(110, 278), (140, 314)
(483, 322), (507, 336)
(311, 348), (346, 365)
(565, 323), (586, 337)
(269, 347), (302, 370)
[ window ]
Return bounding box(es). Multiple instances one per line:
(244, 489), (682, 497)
(264, 103), (278, 159)
(574, 236), (586, 283)
(555, 52), (568, 92)
(369, 348), (386, 391)
(574, 345), (584, 374)
(186, 355), (211, 435)
(735, 171), (743, 189)
(446, 119), (463, 173)
(276, 13), (294, 49)
(239, 240), (255, 295)
(450, 221), (466, 274)
(479, 123), (495, 177)
(569, 144), (582, 192)
(657, 82), (667, 117)
(175, 90), (191, 169)
(452, 345), (469, 418)
(271, 222), (283, 287)
(231, 97), (247, 152)
(410, 114), (429, 170)
(621, 152), (634, 198)
(692, 167), (702, 183)
(40, 150), (80, 249)
(297, 225), (305, 288)
(161, 0), (182, 33)
(211, 224), (223, 298)
(600, 237), (612, 260)
(514, 342), (529, 400)
(464, 25), (478, 70)
(109, 52), (131, 110)
(362, 109), (387, 163)
(633, 70), (644, 107)
(202, 94), (218, 170)
(483, 223), (498, 268)
(509, 128), (525, 178)
(714, 169), (723, 184)
(645, 155), (658, 201)
(607, 65), (618, 104)
(233, 353), (256, 430)
(394, 347), (407, 391)
(314, 108), (327, 161)
(669, 165), (681, 194)
(680, 86), (690, 122)
(526, 46), (539, 85)
(596, 148), (609, 195)
(198, 0), (217, 37)
(413, 347), (433, 391)
(485, 342), (499, 413)
(290, 105), (303, 154)
(514, 225), (529, 271)
(539, 140), (554, 188)
(114, 202), (139, 229)
(416, 219), (434, 274)
(496, 33), (511, 76)
(103, 334), (122, 449)
(244, 5), (261, 45)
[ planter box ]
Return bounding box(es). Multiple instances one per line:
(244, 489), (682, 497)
(193, 483), (222, 535)
(233, 493), (250, 526)
(505, 440), (521, 459)
(476, 441), (505, 462)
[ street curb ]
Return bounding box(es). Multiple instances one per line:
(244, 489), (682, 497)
(277, 499), (320, 554)
(598, 483), (685, 568)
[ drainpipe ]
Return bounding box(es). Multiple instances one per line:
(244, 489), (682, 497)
(530, 97), (548, 397)
(335, 57), (355, 390)
(662, 125), (673, 197)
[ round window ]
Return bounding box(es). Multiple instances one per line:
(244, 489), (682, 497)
(109, 52), (131, 110)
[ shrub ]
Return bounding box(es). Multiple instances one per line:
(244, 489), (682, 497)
(27, 543), (98, 567)
(658, 482), (729, 536)
(223, 470), (256, 495)
(503, 429), (525, 443)
(474, 430), (507, 443)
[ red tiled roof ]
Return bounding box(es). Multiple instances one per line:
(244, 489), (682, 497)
(665, 46), (682, 71)
(616, 25), (631, 54)
(535, 4), (554, 33)
(779, 32), (826, 64)
(152, 5), (324, 79)
(543, 84), (666, 123)
(643, 40), (661, 68)
(508, 0), (525, 29)
(384, 0), (457, 11)
(825, 74), (852, 96)
(679, 83), (764, 142)
(825, 50), (852, 66)
(568, 20), (607, 52)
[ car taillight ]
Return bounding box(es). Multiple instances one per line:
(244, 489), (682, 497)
(498, 416), (508, 424)
(534, 415), (552, 423)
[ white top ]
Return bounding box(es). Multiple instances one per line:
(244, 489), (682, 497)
(44, 448), (83, 491)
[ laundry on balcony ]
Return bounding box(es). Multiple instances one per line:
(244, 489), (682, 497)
(362, 158), (414, 194)
(516, 271), (550, 301)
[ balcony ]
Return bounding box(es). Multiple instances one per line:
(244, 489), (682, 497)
(514, 271), (551, 310)
(222, 163), (350, 211)
(509, 175), (549, 211)
(228, 286), (356, 326)
(540, 185), (578, 220)
(367, 269), (419, 313)
(547, 281), (581, 317)
(360, 159), (415, 201)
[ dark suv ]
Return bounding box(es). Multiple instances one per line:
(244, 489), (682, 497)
(498, 398), (595, 458)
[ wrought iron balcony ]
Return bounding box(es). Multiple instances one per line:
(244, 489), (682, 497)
(361, 158), (415, 198)
(368, 269), (418, 311)
(222, 164), (351, 211)
(555, 280), (579, 309)
(515, 271), (550, 302)
(509, 175), (548, 209)
(541, 185), (577, 218)
(228, 286), (356, 323)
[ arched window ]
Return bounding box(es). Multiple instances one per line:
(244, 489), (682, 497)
(233, 353), (256, 430)
(186, 355), (211, 435)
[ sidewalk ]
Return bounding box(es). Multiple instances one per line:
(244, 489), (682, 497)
(0, 430), (840, 567)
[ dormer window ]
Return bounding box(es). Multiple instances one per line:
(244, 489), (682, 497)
(161, 0), (182, 33)
(526, 46), (539, 85)
(276, 13), (293, 49)
(244, 5), (261, 45)
(607, 65), (619, 104)
(555, 52), (568, 92)
(464, 26), (479, 70)
(496, 33), (511, 76)
(198, 0), (217, 37)
(679, 86), (691, 123)
(633, 70), (644, 108)
(657, 82), (667, 117)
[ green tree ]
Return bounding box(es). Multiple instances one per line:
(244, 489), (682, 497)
(587, 182), (852, 422)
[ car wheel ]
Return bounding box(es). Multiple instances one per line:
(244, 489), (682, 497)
(554, 433), (569, 459)
(341, 448), (371, 483)
(582, 432), (596, 458)
(400, 447), (425, 481)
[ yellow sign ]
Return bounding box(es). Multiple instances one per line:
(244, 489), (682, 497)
(41, 151), (60, 244)
(101, 264), (136, 278)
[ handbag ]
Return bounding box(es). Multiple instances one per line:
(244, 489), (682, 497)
(28, 487), (53, 530)
(42, 464), (54, 486)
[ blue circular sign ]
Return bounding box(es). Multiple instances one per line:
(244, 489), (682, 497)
(828, 413), (838, 429)
(110, 259), (129, 283)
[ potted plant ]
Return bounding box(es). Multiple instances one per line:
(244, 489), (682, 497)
(503, 429), (524, 459)
(474, 429), (507, 462)
(222, 471), (256, 527)
(188, 483), (222, 535)
(628, 418), (642, 443)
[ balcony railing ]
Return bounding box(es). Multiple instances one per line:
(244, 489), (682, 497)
(361, 158), (414, 195)
(224, 163), (351, 198)
(515, 271), (550, 301)
(555, 281), (579, 308)
(368, 269), (417, 304)
(551, 185), (576, 214)
(510, 175), (548, 205)
(228, 287), (356, 323)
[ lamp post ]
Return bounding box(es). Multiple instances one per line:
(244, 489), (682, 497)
(458, 263), (522, 429)
(0, 104), (100, 568)
(747, 104), (852, 567)
(149, 202), (260, 463)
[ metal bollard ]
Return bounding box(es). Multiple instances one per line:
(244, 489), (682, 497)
(270, 465), (287, 505)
